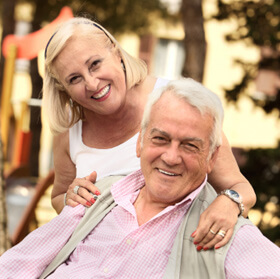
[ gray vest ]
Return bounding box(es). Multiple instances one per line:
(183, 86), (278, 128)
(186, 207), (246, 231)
(40, 176), (253, 278)
(163, 183), (253, 279)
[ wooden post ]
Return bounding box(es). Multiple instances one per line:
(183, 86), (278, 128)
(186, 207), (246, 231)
(0, 44), (17, 160)
(0, 132), (12, 254)
(12, 101), (32, 167)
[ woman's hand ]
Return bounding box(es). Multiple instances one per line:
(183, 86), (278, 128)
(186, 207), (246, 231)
(65, 171), (101, 208)
(191, 194), (240, 251)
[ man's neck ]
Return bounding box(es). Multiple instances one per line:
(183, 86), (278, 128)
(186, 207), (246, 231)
(133, 187), (172, 226)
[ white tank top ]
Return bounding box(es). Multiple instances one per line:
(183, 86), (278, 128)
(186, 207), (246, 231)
(69, 77), (169, 181)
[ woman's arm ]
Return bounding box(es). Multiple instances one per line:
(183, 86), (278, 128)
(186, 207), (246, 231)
(192, 132), (256, 250)
(51, 132), (100, 214)
(208, 132), (256, 215)
(51, 132), (76, 214)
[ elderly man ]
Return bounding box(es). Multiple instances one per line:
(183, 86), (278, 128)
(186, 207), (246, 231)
(1, 78), (279, 278)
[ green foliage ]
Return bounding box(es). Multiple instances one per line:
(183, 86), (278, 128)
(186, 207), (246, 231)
(252, 88), (280, 116)
(241, 145), (280, 199)
(223, 60), (257, 103)
(239, 144), (280, 244)
(214, 0), (280, 49)
(212, 0), (280, 116)
(73, 0), (170, 35)
(19, 0), (170, 35)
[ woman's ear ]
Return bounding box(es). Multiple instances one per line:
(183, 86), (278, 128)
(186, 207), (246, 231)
(121, 60), (126, 72)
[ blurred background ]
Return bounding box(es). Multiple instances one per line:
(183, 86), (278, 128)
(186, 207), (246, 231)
(0, 0), (279, 253)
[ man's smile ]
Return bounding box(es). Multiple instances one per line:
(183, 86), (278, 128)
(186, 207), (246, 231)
(157, 168), (180, 176)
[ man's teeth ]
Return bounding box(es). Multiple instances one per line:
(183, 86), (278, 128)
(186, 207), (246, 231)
(158, 169), (176, 176)
(92, 85), (110, 99)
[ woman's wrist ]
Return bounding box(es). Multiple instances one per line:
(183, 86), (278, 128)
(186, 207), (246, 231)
(218, 189), (244, 217)
(64, 193), (67, 206)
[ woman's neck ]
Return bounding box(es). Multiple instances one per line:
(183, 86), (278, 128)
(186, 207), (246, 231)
(82, 76), (156, 149)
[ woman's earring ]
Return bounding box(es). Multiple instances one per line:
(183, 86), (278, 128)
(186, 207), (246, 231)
(121, 60), (126, 72)
(69, 98), (73, 108)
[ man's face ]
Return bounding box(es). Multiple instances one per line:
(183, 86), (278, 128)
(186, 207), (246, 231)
(136, 91), (219, 206)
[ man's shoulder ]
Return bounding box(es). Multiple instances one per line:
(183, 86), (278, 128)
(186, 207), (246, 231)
(196, 182), (217, 204)
(95, 175), (127, 193)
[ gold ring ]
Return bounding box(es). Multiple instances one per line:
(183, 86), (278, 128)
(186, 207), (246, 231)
(217, 230), (226, 238)
(209, 229), (216, 235)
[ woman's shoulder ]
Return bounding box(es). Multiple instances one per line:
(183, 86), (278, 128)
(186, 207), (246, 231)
(54, 130), (69, 142)
(139, 76), (170, 95)
(133, 76), (171, 106)
(154, 77), (170, 89)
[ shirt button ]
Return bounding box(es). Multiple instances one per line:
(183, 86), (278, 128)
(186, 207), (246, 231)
(126, 239), (132, 245)
(104, 268), (108, 273)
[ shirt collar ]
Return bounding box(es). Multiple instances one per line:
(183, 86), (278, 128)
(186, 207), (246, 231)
(111, 169), (208, 206)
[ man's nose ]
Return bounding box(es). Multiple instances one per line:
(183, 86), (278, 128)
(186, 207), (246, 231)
(161, 144), (182, 166)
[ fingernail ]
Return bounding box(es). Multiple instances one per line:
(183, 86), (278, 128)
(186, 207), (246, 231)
(203, 247), (209, 251)
(191, 230), (196, 237)
(90, 198), (96, 204)
(86, 201), (91, 206)
(215, 246), (220, 250)
(196, 246), (203, 251)
(95, 190), (100, 195)
(194, 241), (199, 245)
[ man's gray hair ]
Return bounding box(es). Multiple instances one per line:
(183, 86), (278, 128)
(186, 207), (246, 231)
(141, 78), (224, 156)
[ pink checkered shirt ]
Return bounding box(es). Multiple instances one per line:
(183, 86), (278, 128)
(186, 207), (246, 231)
(1, 170), (280, 278)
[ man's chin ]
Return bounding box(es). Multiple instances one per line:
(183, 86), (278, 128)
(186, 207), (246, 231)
(151, 189), (181, 206)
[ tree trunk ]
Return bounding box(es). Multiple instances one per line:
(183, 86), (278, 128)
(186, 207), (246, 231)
(181, 0), (206, 83)
(0, 0), (16, 103)
(28, 0), (45, 177)
(0, 0), (16, 255)
(29, 58), (42, 177)
(0, 133), (11, 255)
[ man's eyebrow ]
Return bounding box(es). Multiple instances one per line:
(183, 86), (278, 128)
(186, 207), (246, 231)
(150, 128), (203, 144)
(181, 137), (203, 144)
(150, 128), (170, 137)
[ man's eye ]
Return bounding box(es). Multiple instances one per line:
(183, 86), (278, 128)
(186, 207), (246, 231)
(183, 143), (199, 150)
(152, 137), (167, 144)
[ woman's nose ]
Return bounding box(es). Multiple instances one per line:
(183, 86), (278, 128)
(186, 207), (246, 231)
(85, 75), (99, 91)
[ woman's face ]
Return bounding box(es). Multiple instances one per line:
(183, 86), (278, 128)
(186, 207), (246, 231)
(52, 35), (127, 117)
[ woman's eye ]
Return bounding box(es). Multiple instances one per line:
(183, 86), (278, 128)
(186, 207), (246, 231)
(89, 59), (101, 70)
(69, 76), (80, 84)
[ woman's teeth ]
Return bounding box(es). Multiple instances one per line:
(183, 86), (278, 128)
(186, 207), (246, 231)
(91, 85), (110, 99)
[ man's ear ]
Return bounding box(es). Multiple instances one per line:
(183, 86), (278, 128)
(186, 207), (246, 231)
(207, 146), (220, 174)
(136, 131), (142, 158)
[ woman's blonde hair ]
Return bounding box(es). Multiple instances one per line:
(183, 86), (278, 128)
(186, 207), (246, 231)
(43, 17), (148, 134)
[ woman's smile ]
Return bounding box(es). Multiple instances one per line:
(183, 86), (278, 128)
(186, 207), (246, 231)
(91, 85), (111, 101)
